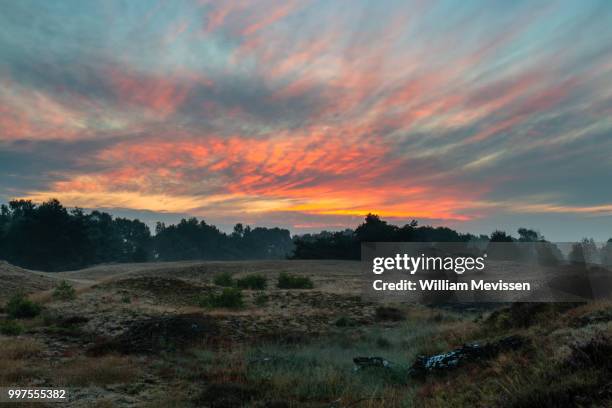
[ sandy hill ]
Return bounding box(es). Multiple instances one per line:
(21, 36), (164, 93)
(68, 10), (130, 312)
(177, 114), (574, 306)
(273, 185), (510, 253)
(0, 260), (59, 301)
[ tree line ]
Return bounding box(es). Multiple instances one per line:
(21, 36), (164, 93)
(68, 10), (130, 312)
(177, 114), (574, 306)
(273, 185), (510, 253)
(0, 200), (610, 271)
(0, 199), (293, 271)
(293, 214), (612, 265)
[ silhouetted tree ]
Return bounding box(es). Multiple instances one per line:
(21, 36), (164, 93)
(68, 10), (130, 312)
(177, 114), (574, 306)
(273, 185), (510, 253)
(601, 239), (612, 266)
(490, 230), (514, 242)
(518, 228), (542, 242)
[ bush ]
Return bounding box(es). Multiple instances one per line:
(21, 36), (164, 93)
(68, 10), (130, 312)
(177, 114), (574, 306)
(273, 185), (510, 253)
(53, 280), (76, 301)
(374, 307), (405, 322)
(6, 294), (42, 319)
(199, 288), (244, 309)
(0, 320), (23, 336)
(236, 274), (267, 290)
(254, 294), (269, 307)
(277, 272), (314, 289)
(213, 272), (235, 287)
(335, 316), (358, 327)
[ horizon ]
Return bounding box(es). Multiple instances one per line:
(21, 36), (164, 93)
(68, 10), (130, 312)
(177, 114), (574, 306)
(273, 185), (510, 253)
(2, 1), (612, 241)
(3, 198), (611, 244)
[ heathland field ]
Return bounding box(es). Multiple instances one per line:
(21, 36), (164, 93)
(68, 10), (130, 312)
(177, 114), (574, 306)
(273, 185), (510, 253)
(0, 260), (611, 407)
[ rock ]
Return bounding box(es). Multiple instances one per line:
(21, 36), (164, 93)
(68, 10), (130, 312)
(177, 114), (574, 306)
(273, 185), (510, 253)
(409, 335), (526, 378)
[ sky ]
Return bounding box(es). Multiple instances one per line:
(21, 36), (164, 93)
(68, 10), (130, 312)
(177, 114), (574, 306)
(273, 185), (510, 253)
(1, 0), (612, 240)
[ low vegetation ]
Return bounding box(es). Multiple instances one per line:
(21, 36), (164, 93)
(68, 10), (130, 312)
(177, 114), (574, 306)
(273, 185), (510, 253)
(236, 274), (267, 290)
(52, 280), (76, 301)
(253, 293), (269, 306)
(0, 320), (23, 336)
(0, 257), (610, 406)
(198, 288), (245, 309)
(213, 272), (234, 287)
(56, 355), (140, 386)
(277, 272), (314, 289)
(5, 293), (42, 319)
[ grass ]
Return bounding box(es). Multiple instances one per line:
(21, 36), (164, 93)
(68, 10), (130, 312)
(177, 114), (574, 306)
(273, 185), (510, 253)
(5, 294), (42, 319)
(152, 312), (475, 406)
(0, 338), (44, 359)
(0, 338), (44, 385)
(213, 273), (267, 290)
(0, 319), (24, 335)
(52, 280), (77, 301)
(0, 359), (42, 385)
(56, 355), (140, 386)
(254, 293), (269, 306)
(335, 316), (358, 327)
(236, 274), (267, 290)
(277, 272), (314, 289)
(213, 272), (235, 287)
(198, 287), (245, 309)
(0, 261), (609, 406)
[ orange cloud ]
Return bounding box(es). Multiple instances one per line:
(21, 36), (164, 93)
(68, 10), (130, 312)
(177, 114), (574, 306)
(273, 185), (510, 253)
(24, 131), (479, 221)
(107, 68), (190, 118)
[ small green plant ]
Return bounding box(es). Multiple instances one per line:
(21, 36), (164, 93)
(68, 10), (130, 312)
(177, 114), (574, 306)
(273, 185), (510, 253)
(6, 293), (42, 319)
(254, 293), (269, 307)
(0, 320), (23, 336)
(199, 288), (244, 309)
(376, 337), (392, 348)
(236, 274), (267, 290)
(121, 295), (131, 304)
(213, 272), (235, 287)
(335, 316), (358, 327)
(277, 272), (314, 289)
(53, 280), (76, 301)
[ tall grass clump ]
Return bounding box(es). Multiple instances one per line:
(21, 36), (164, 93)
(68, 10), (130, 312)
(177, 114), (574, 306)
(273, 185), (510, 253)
(0, 320), (23, 336)
(53, 281), (76, 301)
(6, 294), (42, 319)
(199, 288), (244, 309)
(236, 274), (267, 290)
(277, 272), (314, 289)
(213, 272), (235, 287)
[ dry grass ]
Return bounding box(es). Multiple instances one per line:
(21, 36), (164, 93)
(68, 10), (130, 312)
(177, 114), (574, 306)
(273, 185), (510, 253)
(90, 399), (117, 408)
(55, 355), (141, 386)
(27, 289), (54, 304)
(0, 359), (43, 385)
(141, 391), (191, 408)
(0, 337), (44, 359)
(0, 338), (45, 385)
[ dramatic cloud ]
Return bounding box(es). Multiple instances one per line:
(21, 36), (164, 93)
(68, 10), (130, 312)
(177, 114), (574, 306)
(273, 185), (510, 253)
(1, 0), (611, 239)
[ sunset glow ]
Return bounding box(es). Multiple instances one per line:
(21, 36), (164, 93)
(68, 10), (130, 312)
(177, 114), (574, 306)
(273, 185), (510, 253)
(1, 1), (611, 238)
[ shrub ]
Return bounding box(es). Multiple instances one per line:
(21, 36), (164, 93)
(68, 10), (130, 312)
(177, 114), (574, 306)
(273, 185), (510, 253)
(0, 320), (23, 336)
(6, 294), (42, 319)
(53, 280), (76, 301)
(277, 272), (314, 289)
(236, 274), (267, 290)
(376, 337), (392, 348)
(213, 272), (235, 287)
(374, 306), (405, 322)
(254, 294), (269, 307)
(199, 288), (244, 309)
(335, 316), (358, 327)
